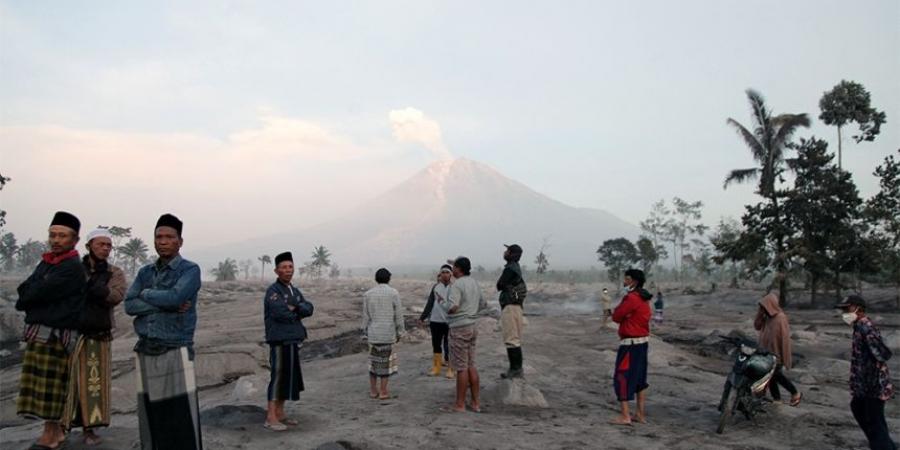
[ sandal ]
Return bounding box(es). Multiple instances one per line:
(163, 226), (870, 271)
(263, 421), (288, 432)
(281, 418), (299, 426)
(790, 392), (803, 407)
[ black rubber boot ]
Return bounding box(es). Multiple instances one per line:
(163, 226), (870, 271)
(501, 347), (524, 379)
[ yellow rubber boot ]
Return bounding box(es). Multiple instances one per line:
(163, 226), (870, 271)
(429, 354), (442, 376)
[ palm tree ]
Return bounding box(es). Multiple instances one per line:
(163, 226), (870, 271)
(724, 89), (810, 305)
(211, 258), (239, 281)
(258, 255), (271, 280)
(309, 245), (331, 278)
(118, 238), (149, 276)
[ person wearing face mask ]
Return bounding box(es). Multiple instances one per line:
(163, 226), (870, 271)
(419, 265), (454, 378)
(754, 292), (802, 407)
(836, 295), (895, 450)
(609, 268), (653, 426)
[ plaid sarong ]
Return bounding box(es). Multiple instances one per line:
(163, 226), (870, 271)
(17, 339), (70, 420)
(136, 347), (202, 450)
(368, 343), (398, 378)
(268, 343), (304, 401)
(62, 336), (111, 430)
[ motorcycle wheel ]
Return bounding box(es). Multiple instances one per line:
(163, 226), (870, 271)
(716, 389), (735, 434)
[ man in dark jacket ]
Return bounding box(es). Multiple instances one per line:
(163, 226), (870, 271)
(263, 252), (314, 431)
(16, 211), (86, 450)
(497, 244), (527, 379)
(837, 295), (895, 450)
(124, 214), (202, 450)
(61, 227), (126, 446)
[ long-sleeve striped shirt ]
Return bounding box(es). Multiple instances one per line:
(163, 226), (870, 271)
(362, 284), (405, 344)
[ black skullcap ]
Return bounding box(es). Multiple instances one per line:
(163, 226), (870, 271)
(375, 268), (392, 284)
(275, 252), (293, 266)
(453, 256), (472, 275)
(50, 211), (81, 233)
(155, 213), (183, 236)
(624, 268), (646, 288)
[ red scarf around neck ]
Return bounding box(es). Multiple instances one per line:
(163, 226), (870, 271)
(42, 249), (79, 265)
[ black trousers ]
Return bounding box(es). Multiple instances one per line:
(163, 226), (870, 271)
(768, 365), (798, 401)
(851, 396), (896, 450)
(429, 322), (450, 361)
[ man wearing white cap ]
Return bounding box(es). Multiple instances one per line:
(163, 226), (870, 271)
(61, 227), (126, 445)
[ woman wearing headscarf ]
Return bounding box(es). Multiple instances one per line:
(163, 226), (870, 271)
(754, 292), (802, 406)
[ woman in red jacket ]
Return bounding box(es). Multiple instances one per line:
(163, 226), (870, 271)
(610, 269), (653, 426)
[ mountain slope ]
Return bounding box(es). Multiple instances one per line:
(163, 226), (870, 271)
(198, 158), (639, 269)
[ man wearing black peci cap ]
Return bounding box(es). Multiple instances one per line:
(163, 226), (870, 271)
(836, 295), (896, 449)
(16, 211), (87, 450)
(124, 213), (203, 450)
(497, 244), (527, 379)
(262, 251), (314, 431)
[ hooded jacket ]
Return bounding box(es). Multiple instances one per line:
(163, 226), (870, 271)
(755, 293), (793, 369)
(612, 288), (653, 339)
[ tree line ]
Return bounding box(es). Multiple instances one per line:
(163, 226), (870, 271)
(1, 225), (151, 276)
(211, 245), (340, 281)
(596, 80), (896, 307)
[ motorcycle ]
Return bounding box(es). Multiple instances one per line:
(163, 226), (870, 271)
(715, 335), (778, 434)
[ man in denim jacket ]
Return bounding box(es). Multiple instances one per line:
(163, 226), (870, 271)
(124, 214), (202, 450)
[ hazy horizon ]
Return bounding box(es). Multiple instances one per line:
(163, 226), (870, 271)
(1, 1), (898, 253)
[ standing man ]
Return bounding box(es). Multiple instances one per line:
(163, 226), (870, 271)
(362, 268), (405, 399)
(263, 252), (314, 431)
(62, 227), (127, 446)
(419, 264), (454, 378)
(600, 287), (612, 327)
(124, 214), (202, 450)
(496, 244), (527, 379)
(16, 211), (86, 450)
(438, 257), (483, 413)
(610, 268), (652, 426)
(836, 295), (895, 450)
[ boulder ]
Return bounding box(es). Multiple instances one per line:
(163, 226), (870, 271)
(228, 374), (267, 404)
(490, 378), (549, 408)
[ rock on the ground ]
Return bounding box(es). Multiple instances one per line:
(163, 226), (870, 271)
(490, 378), (549, 408)
(792, 330), (818, 343)
(228, 374), (266, 404)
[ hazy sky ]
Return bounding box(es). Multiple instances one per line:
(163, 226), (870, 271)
(1, 1), (898, 251)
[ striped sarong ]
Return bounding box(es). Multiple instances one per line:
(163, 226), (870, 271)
(268, 343), (304, 401)
(136, 347), (202, 450)
(62, 336), (112, 430)
(368, 343), (398, 378)
(17, 339), (69, 420)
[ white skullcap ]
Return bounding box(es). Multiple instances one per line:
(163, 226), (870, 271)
(86, 227), (113, 242)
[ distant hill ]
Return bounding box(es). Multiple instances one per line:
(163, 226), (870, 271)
(196, 158), (639, 270)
